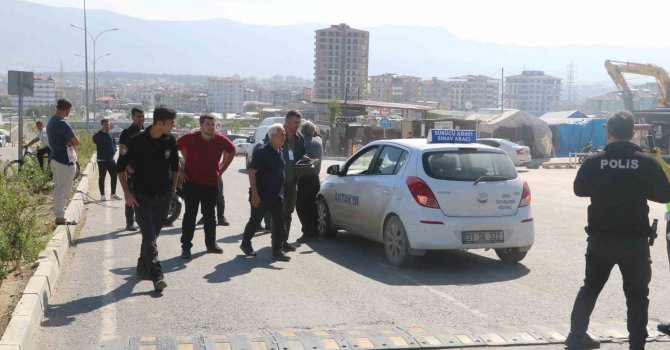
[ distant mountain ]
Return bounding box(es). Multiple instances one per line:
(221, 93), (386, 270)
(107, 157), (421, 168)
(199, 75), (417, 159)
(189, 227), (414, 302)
(2, 0), (670, 82)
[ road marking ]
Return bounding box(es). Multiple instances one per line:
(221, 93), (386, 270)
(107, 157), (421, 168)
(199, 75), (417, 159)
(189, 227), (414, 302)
(99, 205), (118, 342)
(386, 265), (490, 318)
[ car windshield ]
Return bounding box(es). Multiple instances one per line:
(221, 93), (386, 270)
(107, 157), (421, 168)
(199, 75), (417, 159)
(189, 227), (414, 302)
(422, 150), (518, 181)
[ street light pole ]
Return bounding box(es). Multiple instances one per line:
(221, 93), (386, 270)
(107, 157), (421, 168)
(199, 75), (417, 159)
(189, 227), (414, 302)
(83, 0), (89, 129)
(70, 21), (118, 125)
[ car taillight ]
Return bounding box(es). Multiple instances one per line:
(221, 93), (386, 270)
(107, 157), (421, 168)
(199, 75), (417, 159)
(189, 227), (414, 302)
(406, 176), (440, 209)
(519, 180), (531, 207)
(516, 149), (525, 155)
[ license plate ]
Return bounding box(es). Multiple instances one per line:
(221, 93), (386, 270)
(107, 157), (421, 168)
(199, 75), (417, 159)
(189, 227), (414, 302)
(461, 230), (504, 244)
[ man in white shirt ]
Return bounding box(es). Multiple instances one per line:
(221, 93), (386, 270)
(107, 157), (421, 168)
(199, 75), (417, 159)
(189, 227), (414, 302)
(24, 120), (51, 169)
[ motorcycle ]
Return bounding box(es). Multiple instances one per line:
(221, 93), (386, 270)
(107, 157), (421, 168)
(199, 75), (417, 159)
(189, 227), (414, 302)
(577, 140), (604, 164)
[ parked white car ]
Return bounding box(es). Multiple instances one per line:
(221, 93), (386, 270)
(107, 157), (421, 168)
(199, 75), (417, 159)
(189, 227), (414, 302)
(477, 138), (531, 166)
(233, 138), (250, 155)
(317, 134), (534, 266)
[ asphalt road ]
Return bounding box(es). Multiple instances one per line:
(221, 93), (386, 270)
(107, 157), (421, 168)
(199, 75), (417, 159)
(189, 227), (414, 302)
(32, 156), (670, 350)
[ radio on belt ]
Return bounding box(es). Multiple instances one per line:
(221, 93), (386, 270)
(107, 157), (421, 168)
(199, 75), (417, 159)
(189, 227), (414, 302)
(427, 129), (477, 143)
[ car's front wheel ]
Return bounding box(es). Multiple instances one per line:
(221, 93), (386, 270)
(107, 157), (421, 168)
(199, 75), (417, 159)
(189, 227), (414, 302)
(495, 248), (527, 262)
(383, 215), (413, 266)
(317, 197), (337, 238)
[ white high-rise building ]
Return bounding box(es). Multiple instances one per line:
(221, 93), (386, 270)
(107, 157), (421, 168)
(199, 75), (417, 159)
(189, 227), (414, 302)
(12, 75), (56, 112)
(505, 70), (562, 116)
(207, 77), (244, 113)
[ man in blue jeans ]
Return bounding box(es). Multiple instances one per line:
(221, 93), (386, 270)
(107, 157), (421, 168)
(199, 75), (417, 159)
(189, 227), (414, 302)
(92, 119), (119, 202)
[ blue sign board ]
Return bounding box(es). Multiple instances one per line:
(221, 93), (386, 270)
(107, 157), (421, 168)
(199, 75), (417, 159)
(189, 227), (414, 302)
(379, 117), (391, 128)
(428, 129), (476, 143)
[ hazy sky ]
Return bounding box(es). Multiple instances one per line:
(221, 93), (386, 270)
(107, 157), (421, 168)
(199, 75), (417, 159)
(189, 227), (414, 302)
(24, 0), (669, 48)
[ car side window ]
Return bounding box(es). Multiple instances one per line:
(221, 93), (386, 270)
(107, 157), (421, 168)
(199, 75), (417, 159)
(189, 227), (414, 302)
(344, 146), (379, 176)
(371, 146), (408, 175)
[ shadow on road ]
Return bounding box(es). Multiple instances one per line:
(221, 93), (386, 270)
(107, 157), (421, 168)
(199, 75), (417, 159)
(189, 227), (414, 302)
(303, 233), (530, 286)
(40, 276), (157, 328)
(204, 247), (282, 283)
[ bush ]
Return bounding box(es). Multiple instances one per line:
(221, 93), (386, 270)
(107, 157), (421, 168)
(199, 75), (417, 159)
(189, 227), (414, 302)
(0, 167), (49, 278)
(75, 129), (95, 167)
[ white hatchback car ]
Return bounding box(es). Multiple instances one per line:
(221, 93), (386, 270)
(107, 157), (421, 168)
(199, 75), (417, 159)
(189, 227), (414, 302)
(477, 138), (531, 166)
(233, 138), (250, 155)
(317, 134), (534, 266)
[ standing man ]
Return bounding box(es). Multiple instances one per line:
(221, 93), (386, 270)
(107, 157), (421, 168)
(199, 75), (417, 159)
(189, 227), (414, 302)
(47, 99), (79, 226)
(92, 119), (119, 202)
(281, 110), (306, 252)
(24, 120), (50, 169)
(566, 111), (670, 350)
(178, 114), (235, 259)
(117, 106), (178, 293)
(240, 123), (290, 262)
(118, 108), (144, 231)
(296, 121), (323, 242)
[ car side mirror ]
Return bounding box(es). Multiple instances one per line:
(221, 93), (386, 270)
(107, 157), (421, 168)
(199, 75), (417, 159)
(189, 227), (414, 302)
(327, 164), (341, 176)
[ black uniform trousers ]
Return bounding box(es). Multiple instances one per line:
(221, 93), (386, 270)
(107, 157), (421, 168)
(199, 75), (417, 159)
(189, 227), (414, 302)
(296, 174), (320, 237)
(97, 159), (118, 195)
(124, 174), (136, 227)
(243, 197), (286, 253)
(570, 240), (651, 349)
(181, 181), (218, 249)
(135, 191), (172, 279)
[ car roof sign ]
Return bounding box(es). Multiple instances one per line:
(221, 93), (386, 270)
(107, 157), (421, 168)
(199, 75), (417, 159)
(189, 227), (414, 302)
(428, 129), (477, 144)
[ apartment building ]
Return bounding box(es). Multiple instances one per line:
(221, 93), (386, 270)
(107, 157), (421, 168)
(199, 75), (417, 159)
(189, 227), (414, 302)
(313, 23), (369, 100)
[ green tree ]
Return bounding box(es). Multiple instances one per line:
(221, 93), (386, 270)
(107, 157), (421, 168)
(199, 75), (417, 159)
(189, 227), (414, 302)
(177, 116), (198, 129)
(327, 99), (341, 153)
(0, 95), (11, 108)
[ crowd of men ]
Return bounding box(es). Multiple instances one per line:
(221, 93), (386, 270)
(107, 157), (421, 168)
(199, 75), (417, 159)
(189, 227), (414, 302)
(42, 101), (323, 293)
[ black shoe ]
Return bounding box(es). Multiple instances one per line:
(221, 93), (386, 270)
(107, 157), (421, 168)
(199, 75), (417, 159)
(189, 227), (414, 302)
(240, 242), (257, 257)
(181, 248), (192, 259)
(296, 234), (316, 243)
(264, 226), (271, 232)
(218, 217), (230, 226)
(272, 251), (291, 262)
(126, 225), (138, 232)
(136, 259), (151, 280)
(196, 217), (204, 226)
(153, 277), (167, 292)
(206, 243), (224, 254)
(282, 243), (296, 252)
(565, 332), (600, 349)
(658, 321), (670, 335)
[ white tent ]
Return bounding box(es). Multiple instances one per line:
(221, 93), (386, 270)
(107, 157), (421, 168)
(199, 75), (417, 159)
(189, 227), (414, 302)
(467, 109), (553, 158)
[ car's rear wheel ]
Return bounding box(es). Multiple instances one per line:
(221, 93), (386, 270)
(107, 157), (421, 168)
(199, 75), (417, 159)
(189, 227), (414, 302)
(245, 154), (251, 169)
(383, 215), (412, 266)
(317, 197), (337, 238)
(495, 248), (527, 262)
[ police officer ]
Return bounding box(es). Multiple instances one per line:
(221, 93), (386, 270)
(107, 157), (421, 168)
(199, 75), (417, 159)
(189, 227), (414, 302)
(117, 106), (179, 293)
(566, 111), (670, 350)
(118, 108), (144, 231)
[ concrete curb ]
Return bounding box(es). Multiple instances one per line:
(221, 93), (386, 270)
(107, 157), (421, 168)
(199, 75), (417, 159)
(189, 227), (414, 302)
(0, 155), (96, 350)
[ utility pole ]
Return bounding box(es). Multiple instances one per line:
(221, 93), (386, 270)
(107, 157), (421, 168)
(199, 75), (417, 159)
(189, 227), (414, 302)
(84, 0), (89, 129)
(500, 67), (504, 114)
(567, 62), (575, 106)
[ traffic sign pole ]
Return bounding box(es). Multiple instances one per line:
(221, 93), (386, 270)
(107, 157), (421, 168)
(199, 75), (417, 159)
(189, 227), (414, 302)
(18, 74), (23, 161)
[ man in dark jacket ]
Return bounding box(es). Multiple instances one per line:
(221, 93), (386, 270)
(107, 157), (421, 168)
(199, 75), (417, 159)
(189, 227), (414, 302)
(92, 119), (118, 202)
(566, 111), (670, 350)
(281, 110), (307, 252)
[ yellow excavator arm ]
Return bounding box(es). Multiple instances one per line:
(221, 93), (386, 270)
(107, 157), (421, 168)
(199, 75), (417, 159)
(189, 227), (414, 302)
(604, 60), (670, 111)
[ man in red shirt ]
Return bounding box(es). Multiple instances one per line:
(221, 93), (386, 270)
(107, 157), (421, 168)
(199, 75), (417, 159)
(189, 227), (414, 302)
(178, 114), (235, 258)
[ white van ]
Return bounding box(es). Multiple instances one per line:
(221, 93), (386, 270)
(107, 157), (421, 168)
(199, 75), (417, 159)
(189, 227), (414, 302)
(245, 125), (271, 168)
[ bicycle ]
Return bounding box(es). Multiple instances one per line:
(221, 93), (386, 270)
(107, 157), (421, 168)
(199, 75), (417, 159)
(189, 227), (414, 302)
(3, 148), (80, 182)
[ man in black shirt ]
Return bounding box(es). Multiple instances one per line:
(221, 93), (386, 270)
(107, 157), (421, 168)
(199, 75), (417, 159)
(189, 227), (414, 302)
(240, 123), (290, 262)
(117, 106), (179, 292)
(118, 108), (144, 231)
(566, 111), (670, 350)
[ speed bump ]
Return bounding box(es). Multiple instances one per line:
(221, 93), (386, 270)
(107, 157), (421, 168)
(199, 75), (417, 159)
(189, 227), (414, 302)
(98, 319), (670, 349)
